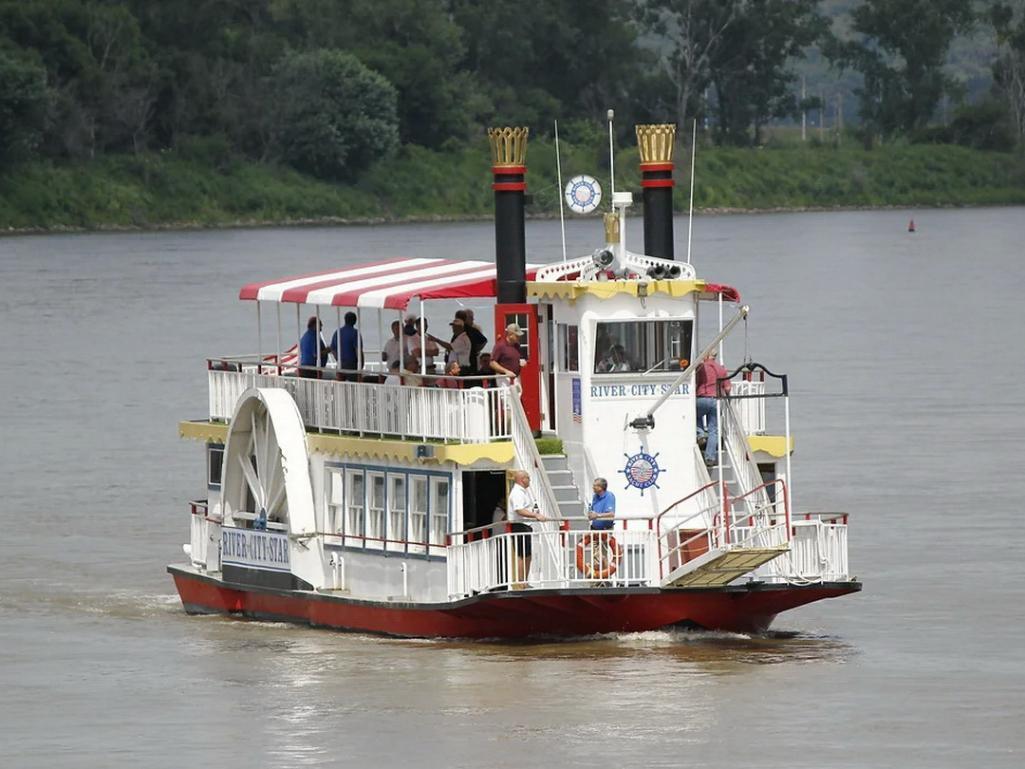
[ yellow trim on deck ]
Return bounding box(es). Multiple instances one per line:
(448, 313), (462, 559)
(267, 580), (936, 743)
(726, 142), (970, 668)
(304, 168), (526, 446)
(746, 434), (794, 458)
(308, 434), (514, 465)
(179, 420), (228, 443)
(528, 279), (711, 302)
(179, 420), (513, 466)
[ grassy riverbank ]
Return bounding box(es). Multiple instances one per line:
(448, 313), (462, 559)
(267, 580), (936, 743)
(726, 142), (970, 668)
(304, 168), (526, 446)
(2, 140), (1024, 232)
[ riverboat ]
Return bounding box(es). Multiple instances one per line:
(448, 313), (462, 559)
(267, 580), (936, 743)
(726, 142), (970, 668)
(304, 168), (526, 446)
(168, 124), (860, 638)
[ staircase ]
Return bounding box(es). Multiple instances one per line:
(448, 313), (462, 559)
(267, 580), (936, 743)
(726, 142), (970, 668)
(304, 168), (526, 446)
(658, 399), (790, 588)
(541, 454), (585, 520)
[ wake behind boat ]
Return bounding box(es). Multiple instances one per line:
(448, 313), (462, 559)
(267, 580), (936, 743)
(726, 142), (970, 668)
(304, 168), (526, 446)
(168, 123), (860, 639)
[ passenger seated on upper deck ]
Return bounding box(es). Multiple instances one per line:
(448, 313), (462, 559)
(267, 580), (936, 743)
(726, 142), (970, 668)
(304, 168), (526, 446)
(400, 356), (423, 387)
(299, 316), (330, 378)
(384, 359), (402, 385)
(437, 361), (463, 389)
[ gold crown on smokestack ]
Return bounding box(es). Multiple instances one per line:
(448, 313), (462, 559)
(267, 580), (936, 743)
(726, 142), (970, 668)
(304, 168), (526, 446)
(635, 124), (676, 165)
(488, 127), (529, 167)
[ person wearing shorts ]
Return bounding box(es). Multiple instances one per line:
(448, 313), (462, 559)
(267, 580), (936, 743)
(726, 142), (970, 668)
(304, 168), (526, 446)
(507, 470), (546, 588)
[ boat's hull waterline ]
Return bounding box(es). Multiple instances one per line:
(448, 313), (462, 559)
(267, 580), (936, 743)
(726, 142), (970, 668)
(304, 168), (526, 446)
(169, 565), (860, 639)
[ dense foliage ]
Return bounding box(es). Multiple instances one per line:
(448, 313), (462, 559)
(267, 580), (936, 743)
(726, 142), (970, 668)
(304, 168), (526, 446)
(0, 0), (1021, 187)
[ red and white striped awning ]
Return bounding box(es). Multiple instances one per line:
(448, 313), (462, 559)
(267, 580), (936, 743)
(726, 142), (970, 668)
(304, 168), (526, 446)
(239, 258), (540, 310)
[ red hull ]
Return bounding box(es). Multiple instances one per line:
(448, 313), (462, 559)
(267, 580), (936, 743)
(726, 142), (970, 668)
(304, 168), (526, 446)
(169, 566), (859, 639)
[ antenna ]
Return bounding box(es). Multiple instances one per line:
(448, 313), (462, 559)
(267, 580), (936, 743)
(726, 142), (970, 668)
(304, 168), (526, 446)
(554, 120), (568, 262)
(686, 118), (697, 266)
(607, 109), (616, 201)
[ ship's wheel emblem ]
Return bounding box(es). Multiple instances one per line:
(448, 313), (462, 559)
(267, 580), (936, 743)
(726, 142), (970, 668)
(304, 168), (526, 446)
(620, 446), (663, 495)
(565, 174), (602, 214)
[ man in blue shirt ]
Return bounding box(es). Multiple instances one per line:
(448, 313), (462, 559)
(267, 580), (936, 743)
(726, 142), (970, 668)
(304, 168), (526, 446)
(587, 477), (616, 530)
(330, 311), (363, 375)
(299, 316), (330, 377)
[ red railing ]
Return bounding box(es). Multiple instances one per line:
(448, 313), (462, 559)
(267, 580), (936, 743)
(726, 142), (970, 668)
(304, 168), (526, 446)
(729, 478), (791, 540)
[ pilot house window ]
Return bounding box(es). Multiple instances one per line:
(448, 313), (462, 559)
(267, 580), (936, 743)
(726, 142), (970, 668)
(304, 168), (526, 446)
(593, 320), (693, 374)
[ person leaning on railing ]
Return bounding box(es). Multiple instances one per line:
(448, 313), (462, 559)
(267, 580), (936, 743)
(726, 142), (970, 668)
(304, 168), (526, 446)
(587, 477), (616, 530)
(489, 323), (523, 382)
(508, 470), (546, 589)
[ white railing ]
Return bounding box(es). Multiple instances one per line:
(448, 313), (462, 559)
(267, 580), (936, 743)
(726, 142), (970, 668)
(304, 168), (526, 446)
(756, 513), (850, 584)
(719, 396), (770, 513)
(731, 379), (766, 435)
(447, 525), (659, 597)
(209, 369), (512, 443)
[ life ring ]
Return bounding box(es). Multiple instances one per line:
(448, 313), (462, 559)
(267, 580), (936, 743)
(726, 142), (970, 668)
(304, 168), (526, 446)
(575, 533), (622, 579)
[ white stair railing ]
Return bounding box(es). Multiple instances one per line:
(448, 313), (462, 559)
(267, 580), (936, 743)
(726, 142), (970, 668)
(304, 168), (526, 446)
(718, 396), (770, 514)
(506, 385), (565, 586)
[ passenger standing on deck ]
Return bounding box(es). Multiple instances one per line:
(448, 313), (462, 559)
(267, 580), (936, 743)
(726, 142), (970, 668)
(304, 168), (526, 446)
(382, 320), (403, 369)
(695, 349), (730, 467)
(408, 318), (441, 372)
(490, 323), (523, 382)
(507, 470), (545, 588)
(587, 477), (616, 530)
(330, 312), (364, 378)
(464, 309), (489, 371)
(299, 316), (330, 377)
(447, 315), (472, 371)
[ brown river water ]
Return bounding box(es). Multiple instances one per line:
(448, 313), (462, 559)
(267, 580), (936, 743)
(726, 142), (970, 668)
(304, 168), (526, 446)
(1, 208), (1023, 768)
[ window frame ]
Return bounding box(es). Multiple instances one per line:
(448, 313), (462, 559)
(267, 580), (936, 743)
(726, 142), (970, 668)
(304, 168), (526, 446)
(592, 318), (694, 375)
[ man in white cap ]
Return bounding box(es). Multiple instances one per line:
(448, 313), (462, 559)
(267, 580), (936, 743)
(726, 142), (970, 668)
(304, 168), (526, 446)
(489, 323), (524, 380)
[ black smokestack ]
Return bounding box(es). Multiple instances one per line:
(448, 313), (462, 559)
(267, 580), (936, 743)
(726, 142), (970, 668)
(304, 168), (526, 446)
(636, 124), (676, 260)
(488, 127), (529, 303)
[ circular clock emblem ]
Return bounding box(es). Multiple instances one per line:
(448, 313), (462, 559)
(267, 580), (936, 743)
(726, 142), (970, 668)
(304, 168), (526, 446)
(565, 175), (603, 214)
(619, 446), (663, 495)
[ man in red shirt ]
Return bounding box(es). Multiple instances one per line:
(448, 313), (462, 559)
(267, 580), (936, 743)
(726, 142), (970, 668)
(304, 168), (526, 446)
(489, 323), (523, 381)
(695, 350), (730, 467)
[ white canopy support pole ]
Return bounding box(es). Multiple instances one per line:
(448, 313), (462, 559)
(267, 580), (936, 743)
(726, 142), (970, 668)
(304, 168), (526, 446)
(296, 305), (302, 372)
(356, 306), (364, 374)
(419, 298), (426, 376)
(376, 308), (384, 369)
(276, 303), (282, 374)
(256, 301), (263, 374)
(336, 308), (341, 371)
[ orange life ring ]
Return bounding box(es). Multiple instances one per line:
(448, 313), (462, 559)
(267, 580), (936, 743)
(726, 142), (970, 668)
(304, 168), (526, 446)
(575, 533), (622, 579)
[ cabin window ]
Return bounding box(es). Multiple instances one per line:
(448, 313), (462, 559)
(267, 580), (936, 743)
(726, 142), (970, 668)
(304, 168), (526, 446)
(345, 469), (365, 544)
(326, 469), (345, 533)
(410, 475), (430, 546)
(593, 319), (693, 374)
(429, 477), (450, 546)
(387, 474), (406, 550)
(558, 324), (579, 372)
(207, 444), (224, 487)
(367, 472), (386, 549)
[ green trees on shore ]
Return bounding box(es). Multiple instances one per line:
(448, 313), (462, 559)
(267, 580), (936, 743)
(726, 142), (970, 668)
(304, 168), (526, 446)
(0, 0), (1023, 184)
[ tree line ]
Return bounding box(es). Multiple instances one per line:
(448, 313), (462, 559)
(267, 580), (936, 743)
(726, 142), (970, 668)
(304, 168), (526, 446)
(1, 0), (1023, 179)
